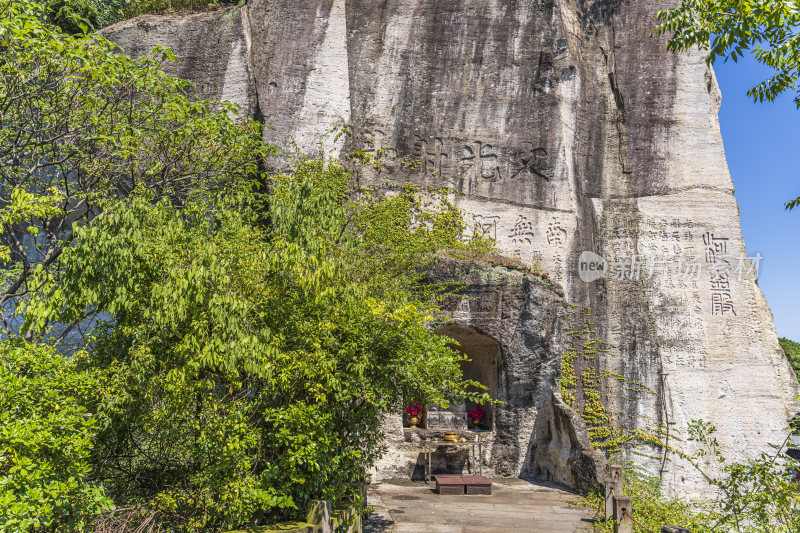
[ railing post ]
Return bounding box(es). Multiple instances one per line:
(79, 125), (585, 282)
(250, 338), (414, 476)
(612, 495), (632, 533)
(661, 527), (691, 533)
(307, 500), (332, 533)
(605, 464), (623, 520)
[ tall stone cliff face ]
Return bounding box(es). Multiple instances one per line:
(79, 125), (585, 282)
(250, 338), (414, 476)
(101, 0), (800, 495)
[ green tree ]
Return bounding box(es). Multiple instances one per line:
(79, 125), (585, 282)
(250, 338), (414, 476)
(0, 2), (495, 530)
(0, 0), (264, 342)
(19, 157), (491, 531)
(654, 0), (800, 209)
(779, 337), (800, 381)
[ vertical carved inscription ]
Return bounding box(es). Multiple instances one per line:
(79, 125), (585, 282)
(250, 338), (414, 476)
(703, 232), (735, 316)
(508, 215), (535, 258)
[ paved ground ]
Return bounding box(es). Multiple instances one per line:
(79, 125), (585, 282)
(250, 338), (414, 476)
(363, 478), (595, 533)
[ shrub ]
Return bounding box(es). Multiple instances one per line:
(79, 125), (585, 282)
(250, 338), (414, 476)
(584, 464), (715, 533)
(112, 0), (225, 24)
(0, 340), (113, 532)
(46, 0), (228, 33)
(585, 420), (800, 532)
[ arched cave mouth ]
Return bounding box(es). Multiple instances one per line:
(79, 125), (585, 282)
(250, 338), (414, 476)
(416, 323), (502, 431)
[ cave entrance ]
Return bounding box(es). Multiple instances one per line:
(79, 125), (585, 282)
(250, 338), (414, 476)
(425, 323), (502, 431)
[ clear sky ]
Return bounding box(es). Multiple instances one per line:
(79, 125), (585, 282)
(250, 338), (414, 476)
(714, 57), (800, 340)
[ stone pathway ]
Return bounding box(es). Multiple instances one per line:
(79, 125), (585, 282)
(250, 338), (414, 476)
(363, 478), (595, 533)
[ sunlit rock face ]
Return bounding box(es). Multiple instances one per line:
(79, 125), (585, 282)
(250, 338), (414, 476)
(100, 8), (257, 118)
(102, 0), (800, 496)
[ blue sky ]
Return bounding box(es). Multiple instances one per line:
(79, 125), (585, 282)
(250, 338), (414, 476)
(714, 57), (800, 340)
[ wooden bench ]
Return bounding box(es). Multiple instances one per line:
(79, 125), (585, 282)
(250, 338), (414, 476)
(462, 475), (492, 495)
(434, 475), (492, 495)
(434, 475), (465, 495)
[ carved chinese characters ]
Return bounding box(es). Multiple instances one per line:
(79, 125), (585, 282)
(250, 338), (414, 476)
(351, 129), (563, 208)
(703, 232), (736, 316)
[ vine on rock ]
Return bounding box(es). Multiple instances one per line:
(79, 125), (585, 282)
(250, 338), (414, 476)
(561, 306), (668, 455)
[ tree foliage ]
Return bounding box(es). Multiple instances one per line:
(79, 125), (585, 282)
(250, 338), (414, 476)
(779, 337), (800, 381)
(686, 420), (800, 532)
(0, 341), (112, 532)
(16, 158), (490, 530)
(654, 0), (800, 210)
(0, 0), (264, 339)
(655, 0), (800, 106)
(0, 2), (495, 530)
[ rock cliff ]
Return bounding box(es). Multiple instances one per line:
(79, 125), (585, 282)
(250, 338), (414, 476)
(101, 0), (800, 496)
(373, 257), (605, 491)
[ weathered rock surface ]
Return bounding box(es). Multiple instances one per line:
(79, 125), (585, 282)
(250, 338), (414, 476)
(100, 8), (256, 118)
(373, 258), (605, 492)
(101, 0), (800, 496)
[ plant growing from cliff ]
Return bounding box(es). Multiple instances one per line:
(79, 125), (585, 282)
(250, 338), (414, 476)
(561, 307), (626, 449)
(565, 308), (800, 530)
(111, 0), (225, 24)
(0, 0), (264, 343)
(561, 306), (665, 454)
(585, 463), (716, 533)
(654, 0), (800, 210)
(686, 419), (800, 532)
